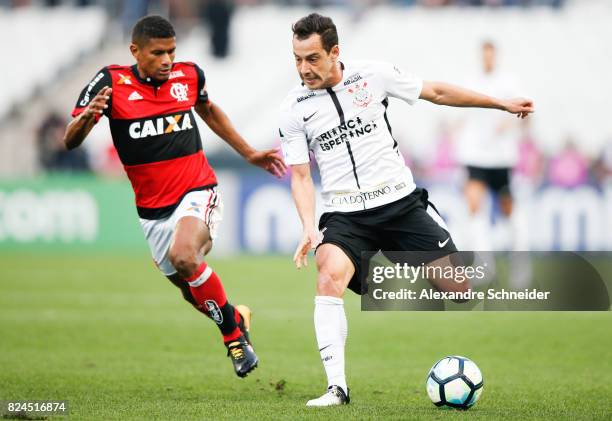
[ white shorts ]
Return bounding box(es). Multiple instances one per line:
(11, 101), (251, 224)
(139, 188), (223, 276)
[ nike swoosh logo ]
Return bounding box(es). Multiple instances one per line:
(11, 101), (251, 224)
(438, 238), (450, 248)
(303, 111), (318, 122)
(319, 344), (332, 352)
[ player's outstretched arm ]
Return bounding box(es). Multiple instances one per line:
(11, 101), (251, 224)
(419, 81), (534, 119)
(195, 100), (286, 178)
(63, 87), (112, 150)
(290, 163), (319, 269)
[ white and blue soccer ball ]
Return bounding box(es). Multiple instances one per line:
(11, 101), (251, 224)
(426, 356), (483, 409)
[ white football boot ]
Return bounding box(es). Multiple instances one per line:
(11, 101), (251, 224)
(306, 385), (350, 407)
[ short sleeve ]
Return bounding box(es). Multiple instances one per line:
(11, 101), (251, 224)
(279, 106), (309, 165)
(71, 67), (112, 122)
(379, 62), (423, 105)
(194, 64), (209, 105)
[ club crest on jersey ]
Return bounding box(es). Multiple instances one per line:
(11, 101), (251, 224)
(170, 82), (189, 102)
(204, 300), (223, 324)
(348, 82), (372, 107)
(129, 112), (193, 139)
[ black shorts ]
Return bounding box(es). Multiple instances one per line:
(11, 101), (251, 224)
(317, 188), (457, 295)
(466, 166), (511, 196)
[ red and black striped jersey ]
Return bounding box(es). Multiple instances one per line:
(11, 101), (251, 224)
(71, 62), (217, 219)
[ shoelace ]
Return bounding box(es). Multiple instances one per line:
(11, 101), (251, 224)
(227, 342), (246, 360)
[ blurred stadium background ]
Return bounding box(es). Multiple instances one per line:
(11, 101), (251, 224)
(0, 0), (611, 254)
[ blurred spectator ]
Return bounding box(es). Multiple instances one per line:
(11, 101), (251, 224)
(547, 140), (590, 188)
(2, 0), (567, 9)
(122, 0), (153, 39)
(412, 0), (565, 6)
(514, 122), (545, 186)
(593, 139), (612, 185)
(202, 0), (234, 58)
(422, 121), (460, 184)
(37, 112), (90, 173)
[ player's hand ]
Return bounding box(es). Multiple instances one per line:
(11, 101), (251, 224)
(502, 98), (534, 119)
(293, 228), (320, 269)
(247, 148), (287, 178)
(83, 86), (112, 120)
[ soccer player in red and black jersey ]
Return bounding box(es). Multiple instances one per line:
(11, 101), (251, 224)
(63, 15), (286, 378)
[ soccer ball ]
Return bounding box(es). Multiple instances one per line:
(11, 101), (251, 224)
(426, 355), (483, 409)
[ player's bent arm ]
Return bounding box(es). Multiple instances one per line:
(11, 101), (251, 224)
(63, 113), (96, 150)
(195, 100), (256, 158)
(196, 100), (286, 177)
(419, 81), (534, 117)
(290, 163), (317, 231)
(420, 81), (500, 109)
(64, 86), (112, 150)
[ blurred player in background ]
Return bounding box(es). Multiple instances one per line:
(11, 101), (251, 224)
(456, 41), (524, 251)
(279, 14), (533, 406)
(63, 15), (286, 378)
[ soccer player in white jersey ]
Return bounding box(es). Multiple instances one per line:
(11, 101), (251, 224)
(456, 41), (523, 250)
(278, 14), (533, 406)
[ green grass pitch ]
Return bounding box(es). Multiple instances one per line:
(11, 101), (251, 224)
(0, 253), (610, 420)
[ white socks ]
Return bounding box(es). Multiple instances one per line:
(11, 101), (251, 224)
(314, 296), (348, 394)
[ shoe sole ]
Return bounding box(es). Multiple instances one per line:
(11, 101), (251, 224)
(237, 360), (258, 378)
(306, 400), (348, 407)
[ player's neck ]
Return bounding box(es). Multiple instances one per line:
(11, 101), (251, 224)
(324, 62), (344, 89)
(133, 64), (164, 86)
(135, 65), (152, 81)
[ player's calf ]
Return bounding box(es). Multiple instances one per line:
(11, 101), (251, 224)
(181, 261), (259, 377)
(166, 273), (199, 308)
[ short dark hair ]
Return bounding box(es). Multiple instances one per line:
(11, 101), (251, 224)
(132, 15), (175, 46)
(292, 13), (338, 53)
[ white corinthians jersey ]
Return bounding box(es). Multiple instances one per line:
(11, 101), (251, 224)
(279, 60), (422, 213)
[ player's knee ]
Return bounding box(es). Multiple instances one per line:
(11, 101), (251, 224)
(316, 269), (346, 297)
(168, 245), (199, 278)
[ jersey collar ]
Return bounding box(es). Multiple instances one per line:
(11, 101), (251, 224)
(130, 64), (170, 87)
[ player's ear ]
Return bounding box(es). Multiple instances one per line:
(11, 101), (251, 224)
(129, 43), (139, 59)
(329, 45), (340, 61)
